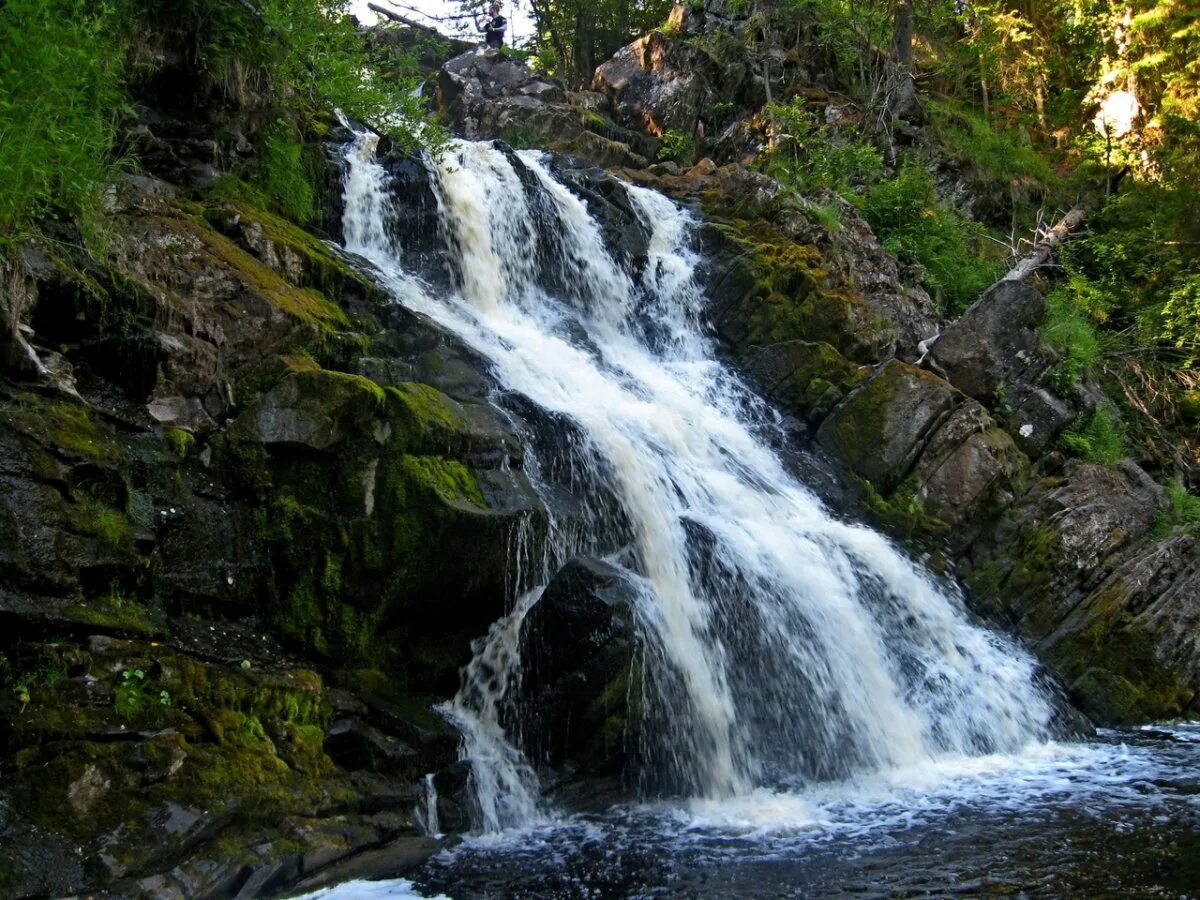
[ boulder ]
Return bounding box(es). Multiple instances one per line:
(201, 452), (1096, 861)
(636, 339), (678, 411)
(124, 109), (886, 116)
(516, 557), (641, 791)
(234, 368), (383, 451)
(593, 31), (725, 140)
(929, 279), (1055, 403)
(436, 50), (647, 167)
(817, 360), (959, 494)
(817, 360), (1029, 543)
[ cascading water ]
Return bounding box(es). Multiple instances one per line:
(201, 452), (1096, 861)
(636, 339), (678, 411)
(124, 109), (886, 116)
(338, 130), (1054, 830)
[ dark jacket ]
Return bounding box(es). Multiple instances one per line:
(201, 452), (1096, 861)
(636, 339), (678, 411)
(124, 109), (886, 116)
(480, 14), (506, 48)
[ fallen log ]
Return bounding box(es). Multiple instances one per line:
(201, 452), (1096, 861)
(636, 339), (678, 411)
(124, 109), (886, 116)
(367, 2), (429, 30)
(1003, 206), (1087, 283)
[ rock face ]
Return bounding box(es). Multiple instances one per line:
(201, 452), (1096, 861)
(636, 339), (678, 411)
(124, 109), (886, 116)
(518, 561), (643, 787)
(436, 50), (649, 168)
(516, 557), (641, 806)
(0, 141), (542, 893)
(593, 31), (730, 142)
(817, 360), (1028, 548)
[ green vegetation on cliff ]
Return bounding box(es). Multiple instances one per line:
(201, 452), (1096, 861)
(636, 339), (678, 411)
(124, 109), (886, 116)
(0, 0), (435, 247)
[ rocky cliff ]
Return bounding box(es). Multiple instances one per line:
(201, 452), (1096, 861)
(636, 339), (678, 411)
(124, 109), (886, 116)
(2, 4), (1198, 896)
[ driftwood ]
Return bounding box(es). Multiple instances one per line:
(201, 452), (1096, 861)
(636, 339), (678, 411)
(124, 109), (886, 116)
(1003, 206), (1087, 283)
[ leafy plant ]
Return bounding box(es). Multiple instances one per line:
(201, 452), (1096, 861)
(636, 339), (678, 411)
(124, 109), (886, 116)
(1042, 280), (1106, 392)
(764, 99), (884, 196)
(855, 163), (1001, 315)
(1059, 408), (1125, 464)
(115, 667), (148, 715)
(0, 0), (131, 246)
(658, 129), (695, 164)
(256, 119), (318, 223)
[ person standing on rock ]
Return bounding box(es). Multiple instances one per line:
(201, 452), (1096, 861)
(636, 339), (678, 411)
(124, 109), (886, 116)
(476, 3), (507, 50)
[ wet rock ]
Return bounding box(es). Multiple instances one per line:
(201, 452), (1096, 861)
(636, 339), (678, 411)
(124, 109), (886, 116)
(517, 557), (641, 787)
(1042, 535), (1200, 724)
(817, 359), (1029, 544)
(818, 360), (959, 494)
(234, 368), (383, 451)
(963, 458), (1186, 722)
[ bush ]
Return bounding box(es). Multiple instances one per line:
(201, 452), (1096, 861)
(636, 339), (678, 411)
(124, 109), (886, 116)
(256, 119), (318, 223)
(764, 99), (884, 196)
(1042, 277), (1110, 392)
(855, 164), (1001, 315)
(1059, 408), (1125, 464)
(0, 0), (131, 245)
(658, 129), (695, 163)
(928, 99), (1057, 186)
(0, 0), (439, 246)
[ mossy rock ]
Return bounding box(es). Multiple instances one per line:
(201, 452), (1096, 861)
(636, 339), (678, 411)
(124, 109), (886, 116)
(234, 367), (385, 450)
(707, 218), (896, 362)
(203, 197), (382, 303)
(817, 359), (957, 494)
(741, 339), (869, 422)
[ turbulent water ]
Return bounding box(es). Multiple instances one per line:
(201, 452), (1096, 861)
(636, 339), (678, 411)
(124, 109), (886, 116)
(330, 130), (1199, 895)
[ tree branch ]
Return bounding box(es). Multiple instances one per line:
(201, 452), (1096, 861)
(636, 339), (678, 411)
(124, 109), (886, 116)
(1003, 206), (1087, 283)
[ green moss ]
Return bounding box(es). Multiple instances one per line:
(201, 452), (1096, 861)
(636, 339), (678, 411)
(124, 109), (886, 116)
(386, 382), (467, 435)
(1053, 596), (1187, 724)
(3, 396), (123, 464)
(182, 216), (349, 331)
(860, 477), (949, 543)
(303, 367), (386, 406)
(60, 595), (161, 637)
(212, 435), (273, 500)
(67, 498), (133, 548)
(164, 427), (195, 460)
(204, 197), (376, 300)
(715, 218), (890, 361)
(398, 455), (485, 507)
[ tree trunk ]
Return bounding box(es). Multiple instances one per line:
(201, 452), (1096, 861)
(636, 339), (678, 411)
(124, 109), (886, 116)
(891, 0), (914, 70)
(1003, 207), (1087, 283)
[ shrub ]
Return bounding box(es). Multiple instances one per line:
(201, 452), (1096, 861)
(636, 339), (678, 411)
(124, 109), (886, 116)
(256, 119), (318, 223)
(658, 129), (695, 163)
(855, 164), (1001, 315)
(1042, 278), (1108, 392)
(928, 99), (1057, 186)
(0, 0), (130, 245)
(1059, 408), (1125, 464)
(764, 99), (884, 196)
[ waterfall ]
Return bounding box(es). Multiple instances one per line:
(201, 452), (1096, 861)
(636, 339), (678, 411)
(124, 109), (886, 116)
(339, 133), (1053, 830)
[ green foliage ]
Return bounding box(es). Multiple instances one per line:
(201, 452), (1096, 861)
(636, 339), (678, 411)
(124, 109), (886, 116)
(1161, 274), (1200, 363)
(115, 668), (148, 716)
(256, 119), (318, 223)
(927, 98), (1056, 186)
(657, 129), (695, 163)
(1060, 408), (1126, 464)
(1163, 479), (1200, 535)
(1042, 279), (1107, 392)
(0, 0), (131, 244)
(855, 164), (1001, 314)
(0, 0), (439, 244)
(764, 99), (884, 195)
(1059, 182), (1200, 361)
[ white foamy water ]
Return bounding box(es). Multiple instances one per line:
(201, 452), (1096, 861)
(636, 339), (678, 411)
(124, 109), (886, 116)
(339, 132), (1057, 830)
(294, 878), (449, 900)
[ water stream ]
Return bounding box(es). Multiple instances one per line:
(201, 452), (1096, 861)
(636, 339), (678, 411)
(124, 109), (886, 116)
(330, 131), (1200, 895)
